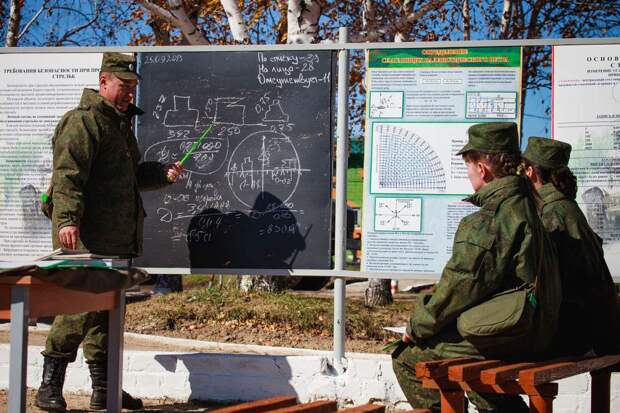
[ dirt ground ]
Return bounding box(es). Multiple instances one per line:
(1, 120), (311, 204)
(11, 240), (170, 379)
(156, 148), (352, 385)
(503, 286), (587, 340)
(122, 286), (416, 354)
(0, 389), (221, 412)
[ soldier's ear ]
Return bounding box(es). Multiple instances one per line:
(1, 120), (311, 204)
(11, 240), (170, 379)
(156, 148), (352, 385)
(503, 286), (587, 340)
(479, 161), (493, 182)
(524, 165), (535, 180)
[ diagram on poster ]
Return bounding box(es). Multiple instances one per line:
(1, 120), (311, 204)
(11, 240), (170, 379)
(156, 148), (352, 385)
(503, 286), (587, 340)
(370, 91), (404, 118)
(466, 92), (517, 119)
(370, 122), (475, 195)
(373, 124), (445, 192)
(374, 197), (421, 232)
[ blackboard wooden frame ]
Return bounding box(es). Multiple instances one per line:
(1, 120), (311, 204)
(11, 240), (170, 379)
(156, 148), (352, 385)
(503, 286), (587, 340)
(134, 50), (336, 272)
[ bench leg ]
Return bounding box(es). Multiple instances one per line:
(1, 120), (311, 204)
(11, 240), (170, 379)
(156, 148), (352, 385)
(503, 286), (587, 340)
(591, 370), (611, 413)
(529, 395), (553, 413)
(439, 390), (465, 413)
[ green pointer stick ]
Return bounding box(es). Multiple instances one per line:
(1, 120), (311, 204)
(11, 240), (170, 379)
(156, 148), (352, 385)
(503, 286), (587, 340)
(179, 122), (215, 167)
(167, 122), (215, 182)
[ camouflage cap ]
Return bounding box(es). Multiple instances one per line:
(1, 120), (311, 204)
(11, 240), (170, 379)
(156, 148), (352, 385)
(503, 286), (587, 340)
(523, 136), (571, 169)
(457, 122), (520, 156)
(100, 52), (141, 81)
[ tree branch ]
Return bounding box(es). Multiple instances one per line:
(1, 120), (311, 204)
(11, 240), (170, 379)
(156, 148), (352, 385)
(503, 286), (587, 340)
(356, 0), (448, 42)
(17, 0), (51, 41)
(137, 0), (209, 45)
(53, 1), (102, 46)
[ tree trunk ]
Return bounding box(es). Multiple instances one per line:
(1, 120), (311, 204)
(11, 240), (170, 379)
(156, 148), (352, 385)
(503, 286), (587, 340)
(220, 0), (249, 43)
(239, 275), (288, 293)
(500, 0), (512, 39)
(287, 0), (320, 44)
(462, 0), (470, 41)
(6, 0), (23, 47)
(137, 0), (209, 45)
(365, 278), (393, 307)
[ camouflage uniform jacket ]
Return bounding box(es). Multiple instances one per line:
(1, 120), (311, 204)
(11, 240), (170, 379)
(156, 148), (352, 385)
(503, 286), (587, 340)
(538, 183), (620, 354)
(51, 88), (168, 257)
(408, 176), (562, 354)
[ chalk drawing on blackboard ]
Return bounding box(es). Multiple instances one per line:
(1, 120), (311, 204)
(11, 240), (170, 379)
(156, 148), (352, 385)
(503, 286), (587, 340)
(262, 99), (289, 123)
(144, 135), (229, 176)
(164, 96), (199, 127)
(226, 130), (310, 211)
(214, 97), (247, 125)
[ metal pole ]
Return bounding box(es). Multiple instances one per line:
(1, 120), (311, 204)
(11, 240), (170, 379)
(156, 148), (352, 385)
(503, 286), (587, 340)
(107, 290), (125, 413)
(8, 285), (29, 413)
(333, 27), (349, 362)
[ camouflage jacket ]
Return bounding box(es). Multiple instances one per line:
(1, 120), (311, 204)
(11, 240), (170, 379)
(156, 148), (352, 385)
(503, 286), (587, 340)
(539, 183), (620, 354)
(51, 88), (168, 257)
(408, 176), (562, 354)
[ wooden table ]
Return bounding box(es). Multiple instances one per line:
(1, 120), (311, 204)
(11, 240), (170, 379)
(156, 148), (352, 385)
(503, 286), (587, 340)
(0, 275), (126, 413)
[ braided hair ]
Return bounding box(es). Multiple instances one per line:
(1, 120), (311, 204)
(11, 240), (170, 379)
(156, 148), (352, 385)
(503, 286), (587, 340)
(523, 159), (578, 200)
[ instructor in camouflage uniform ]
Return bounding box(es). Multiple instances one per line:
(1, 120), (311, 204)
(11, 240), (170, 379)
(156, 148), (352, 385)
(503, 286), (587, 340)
(35, 52), (182, 412)
(391, 123), (562, 413)
(523, 137), (620, 357)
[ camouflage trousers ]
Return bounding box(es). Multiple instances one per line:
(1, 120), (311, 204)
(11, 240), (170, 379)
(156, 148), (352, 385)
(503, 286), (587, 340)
(42, 310), (108, 363)
(391, 327), (529, 412)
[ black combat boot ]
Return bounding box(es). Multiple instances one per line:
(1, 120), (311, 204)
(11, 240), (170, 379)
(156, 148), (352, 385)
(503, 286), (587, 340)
(88, 362), (143, 410)
(35, 356), (68, 412)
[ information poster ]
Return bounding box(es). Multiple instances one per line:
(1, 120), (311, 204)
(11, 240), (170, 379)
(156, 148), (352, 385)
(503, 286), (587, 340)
(553, 44), (620, 276)
(0, 53), (101, 260)
(362, 47), (522, 274)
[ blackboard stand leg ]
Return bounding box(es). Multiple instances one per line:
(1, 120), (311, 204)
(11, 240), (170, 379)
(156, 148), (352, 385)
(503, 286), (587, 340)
(333, 26), (350, 362)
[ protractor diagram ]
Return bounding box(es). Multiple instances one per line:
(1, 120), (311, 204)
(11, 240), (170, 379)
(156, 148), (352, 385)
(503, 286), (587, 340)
(374, 124), (446, 192)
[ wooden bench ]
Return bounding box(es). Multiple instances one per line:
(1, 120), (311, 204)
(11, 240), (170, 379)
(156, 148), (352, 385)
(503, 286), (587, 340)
(414, 355), (620, 413)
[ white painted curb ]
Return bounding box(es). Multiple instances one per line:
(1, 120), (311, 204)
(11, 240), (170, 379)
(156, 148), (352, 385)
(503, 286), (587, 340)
(0, 333), (619, 412)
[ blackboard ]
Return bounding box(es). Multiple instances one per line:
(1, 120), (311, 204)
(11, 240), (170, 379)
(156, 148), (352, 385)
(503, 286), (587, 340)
(134, 51), (334, 270)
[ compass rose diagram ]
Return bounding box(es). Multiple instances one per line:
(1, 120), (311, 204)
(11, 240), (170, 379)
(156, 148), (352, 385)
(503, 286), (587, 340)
(226, 130), (310, 210)
(375, 197), (422, 232)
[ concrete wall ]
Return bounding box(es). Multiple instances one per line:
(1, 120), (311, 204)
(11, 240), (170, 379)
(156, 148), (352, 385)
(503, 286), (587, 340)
(1, 342), (619, 412)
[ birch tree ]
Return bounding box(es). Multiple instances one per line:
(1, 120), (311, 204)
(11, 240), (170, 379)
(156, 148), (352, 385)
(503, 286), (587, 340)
(5, 0), (23, 46)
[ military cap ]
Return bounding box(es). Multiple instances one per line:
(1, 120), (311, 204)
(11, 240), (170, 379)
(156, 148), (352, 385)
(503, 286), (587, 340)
(523, 136), (571, 169)
(100, 52), (141, 80)
(457, 122), (520, 155)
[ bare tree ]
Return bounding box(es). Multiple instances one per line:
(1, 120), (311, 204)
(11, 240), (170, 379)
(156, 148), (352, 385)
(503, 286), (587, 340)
(5, 0), (139, 47)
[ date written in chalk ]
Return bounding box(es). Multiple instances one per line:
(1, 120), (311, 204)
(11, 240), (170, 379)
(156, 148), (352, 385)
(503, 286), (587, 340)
(143, 54), (183, 65)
